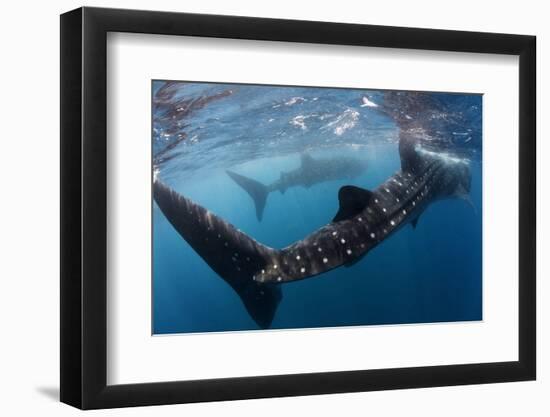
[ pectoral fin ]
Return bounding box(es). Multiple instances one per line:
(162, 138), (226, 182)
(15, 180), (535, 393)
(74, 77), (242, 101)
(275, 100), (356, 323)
(455, 185), (477, 215)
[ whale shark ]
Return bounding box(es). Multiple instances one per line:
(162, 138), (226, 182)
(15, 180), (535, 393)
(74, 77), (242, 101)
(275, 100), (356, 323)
(153, 134), (472, 329)
(226, 153), (368, 221)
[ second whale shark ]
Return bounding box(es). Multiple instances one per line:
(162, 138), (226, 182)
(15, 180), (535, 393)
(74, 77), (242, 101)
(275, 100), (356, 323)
(154, 134), (472, 329)
(226, 153), (368, 221)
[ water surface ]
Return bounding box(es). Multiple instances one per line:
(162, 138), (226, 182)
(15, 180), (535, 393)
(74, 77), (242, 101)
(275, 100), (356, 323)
(152, 81), (482, 334)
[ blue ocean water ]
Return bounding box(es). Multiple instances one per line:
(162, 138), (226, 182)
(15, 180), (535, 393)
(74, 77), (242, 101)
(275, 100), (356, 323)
(152, 81), (482, 334)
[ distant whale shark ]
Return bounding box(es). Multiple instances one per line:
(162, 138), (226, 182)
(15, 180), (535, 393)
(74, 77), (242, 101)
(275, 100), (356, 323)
(226, 153), (368, 221)
(153, 135), (472, 329)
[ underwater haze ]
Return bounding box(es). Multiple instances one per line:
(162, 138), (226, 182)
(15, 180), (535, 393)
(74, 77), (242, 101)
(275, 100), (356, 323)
(152, 81), (482, 334)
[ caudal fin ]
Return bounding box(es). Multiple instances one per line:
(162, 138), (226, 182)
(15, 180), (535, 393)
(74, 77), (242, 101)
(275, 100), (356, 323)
(153, 180), (282, 328)
(226, 170), (269, 221)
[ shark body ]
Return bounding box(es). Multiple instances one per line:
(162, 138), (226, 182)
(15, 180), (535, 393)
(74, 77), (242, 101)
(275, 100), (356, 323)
(153, 135), (471, 329)
(226, 153), (368, 221)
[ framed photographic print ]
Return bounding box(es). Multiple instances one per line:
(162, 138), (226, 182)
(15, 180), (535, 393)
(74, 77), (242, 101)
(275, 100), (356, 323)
(60, 7), (536, 409)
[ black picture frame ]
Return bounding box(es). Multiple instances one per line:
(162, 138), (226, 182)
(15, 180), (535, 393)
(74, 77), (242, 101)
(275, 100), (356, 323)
(60, 6), (536, 410)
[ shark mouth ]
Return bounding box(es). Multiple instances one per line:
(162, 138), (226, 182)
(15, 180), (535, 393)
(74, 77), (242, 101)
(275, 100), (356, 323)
(153, 135), (472, 329)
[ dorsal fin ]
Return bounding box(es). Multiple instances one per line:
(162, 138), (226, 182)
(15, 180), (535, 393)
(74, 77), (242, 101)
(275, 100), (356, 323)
(332, 185), (373, 222)
(300, 153), (314, 167)
(399, 133), (424, 174)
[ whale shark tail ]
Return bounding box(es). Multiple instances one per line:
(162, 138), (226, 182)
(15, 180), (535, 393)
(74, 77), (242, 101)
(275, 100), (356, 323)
(153, 180), (282, 328)
(226, 170), (269, 222)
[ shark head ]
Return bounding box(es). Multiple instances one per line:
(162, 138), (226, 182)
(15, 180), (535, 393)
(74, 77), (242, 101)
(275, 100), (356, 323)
(414, 145), (472, 201)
